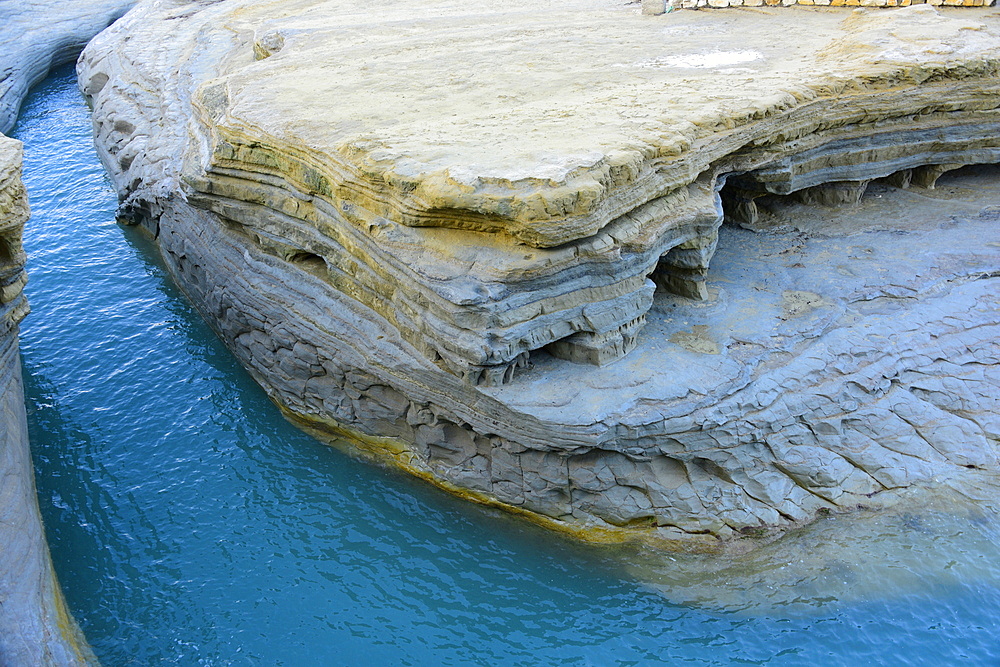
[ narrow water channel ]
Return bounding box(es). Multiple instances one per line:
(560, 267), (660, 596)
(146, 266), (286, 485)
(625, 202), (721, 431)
(13, 66), (1000, 665)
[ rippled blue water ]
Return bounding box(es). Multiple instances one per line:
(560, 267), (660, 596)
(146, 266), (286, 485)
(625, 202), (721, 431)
(12, 66), (1000, 666)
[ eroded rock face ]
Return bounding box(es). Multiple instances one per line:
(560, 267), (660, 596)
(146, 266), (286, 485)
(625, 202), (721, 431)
(0, 141), (29, 325)
(0, 2), (135, 663)
(80, 0), (1000, 548)
(0, 138), (96, 666)
(0, 0), (134, 134)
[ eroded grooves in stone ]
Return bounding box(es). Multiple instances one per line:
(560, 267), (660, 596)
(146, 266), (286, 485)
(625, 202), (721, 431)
(79, 0), (1000, 547)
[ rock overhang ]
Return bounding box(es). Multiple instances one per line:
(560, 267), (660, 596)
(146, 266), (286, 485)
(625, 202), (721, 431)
(77, 0), (1000, 545)
(131, 1), (1000, 384)
(204, 1), (1000, 240)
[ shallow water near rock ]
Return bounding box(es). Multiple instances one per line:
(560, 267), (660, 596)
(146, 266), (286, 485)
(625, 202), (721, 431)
(13, 65), (1000, 665)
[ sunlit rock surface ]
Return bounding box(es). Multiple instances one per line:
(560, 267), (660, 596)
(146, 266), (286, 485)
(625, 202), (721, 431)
(0, 139), (96, 666)
(80, 0), (1000, 548)
(0, 0), (134, 134)
(0, 1), (134, 663)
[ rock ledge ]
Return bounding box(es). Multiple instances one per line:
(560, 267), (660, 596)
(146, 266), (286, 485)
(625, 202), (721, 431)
(81, 0), (1000, 548)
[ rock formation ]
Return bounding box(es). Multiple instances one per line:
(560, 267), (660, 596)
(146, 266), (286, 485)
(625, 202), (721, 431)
(0, 138), (96, 666)
(0, 1), (133, 664)
(0, 0), (135, 134)
(661, 0), (995, 14)
(80, 0), (1000, 549)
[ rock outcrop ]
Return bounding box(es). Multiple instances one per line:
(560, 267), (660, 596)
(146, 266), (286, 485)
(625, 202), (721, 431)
(80, 0), (1000, 549)
(0, 139), (95, 666)
(658, 0), (995, 14)
(0, 1), (134, 664)
(0, 0), (134, 134)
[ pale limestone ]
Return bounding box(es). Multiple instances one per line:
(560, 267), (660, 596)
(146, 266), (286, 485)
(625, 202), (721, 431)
(642, 0), (668, 14)
(0, 138), (96, 666)
(0, 1), (134, 663)
(690, 0), (995, 7)
(80, 1), (1000, 548)
(0, 0), (134, 134)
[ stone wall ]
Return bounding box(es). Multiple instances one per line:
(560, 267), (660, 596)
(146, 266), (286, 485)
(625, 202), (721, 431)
(0, 2), (137, 663)
(79, 0), (1000, 550)
(0, 0), (135, 133)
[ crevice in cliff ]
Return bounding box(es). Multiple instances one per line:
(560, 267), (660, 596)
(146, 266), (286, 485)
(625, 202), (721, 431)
(286, 250), (328, 277)
(717, 162), (984, 233)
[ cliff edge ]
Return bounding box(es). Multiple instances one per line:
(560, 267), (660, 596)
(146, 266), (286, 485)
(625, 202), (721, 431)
(0, 0), (134, 134)
(0, 1), (134, 663)
(80, 0), (1000, 549)
(0, 138), (96, 667)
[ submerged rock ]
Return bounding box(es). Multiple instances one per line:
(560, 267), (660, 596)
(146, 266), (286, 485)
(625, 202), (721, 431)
(79, 0), (1000, 549)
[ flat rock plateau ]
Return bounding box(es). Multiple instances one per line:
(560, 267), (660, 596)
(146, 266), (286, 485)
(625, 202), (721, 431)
(80, 0), (1000, 550)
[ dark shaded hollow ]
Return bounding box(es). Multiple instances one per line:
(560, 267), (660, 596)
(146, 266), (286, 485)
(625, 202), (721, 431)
(287, 250), (327, 275)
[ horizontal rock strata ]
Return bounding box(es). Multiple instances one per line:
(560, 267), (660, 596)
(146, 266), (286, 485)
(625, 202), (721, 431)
(659, 0), (995, 14)
(80, 0), (1000, 548)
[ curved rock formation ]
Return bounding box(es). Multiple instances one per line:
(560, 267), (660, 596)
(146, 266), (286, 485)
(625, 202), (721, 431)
(0, 139), (96, 666)
(0, 0), (134, 134)
(662, 0), (996, 13)
(1, 1), (133, 664)
(80, 0), (1000, 549)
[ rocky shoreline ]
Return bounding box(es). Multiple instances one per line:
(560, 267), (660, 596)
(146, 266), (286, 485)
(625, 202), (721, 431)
(0, 2), (132, 664)
(77, 0), (1000, 550)
(0, 134), (96, 667)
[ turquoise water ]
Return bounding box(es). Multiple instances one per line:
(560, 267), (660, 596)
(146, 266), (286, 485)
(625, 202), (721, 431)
(13, 66), (1000, 665)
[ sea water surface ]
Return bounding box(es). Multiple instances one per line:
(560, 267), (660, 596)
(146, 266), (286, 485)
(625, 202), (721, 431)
(13, 66), (1000, 665)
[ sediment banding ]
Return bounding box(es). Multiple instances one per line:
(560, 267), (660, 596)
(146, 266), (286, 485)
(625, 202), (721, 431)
(79, 0), (1000, 546)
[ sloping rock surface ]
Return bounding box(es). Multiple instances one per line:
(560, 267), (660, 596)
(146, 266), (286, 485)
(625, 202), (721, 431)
(80, 0), (1000, 548)
(0, 0), (134, 134)
(0, 139), (95, 666)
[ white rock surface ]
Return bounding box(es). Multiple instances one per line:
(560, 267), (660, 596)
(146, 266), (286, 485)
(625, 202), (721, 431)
(79, 0), (1000, 549)
(0, 138), (96, 666)
(0, 0), (134, 134)
(0, 1), (134, 664)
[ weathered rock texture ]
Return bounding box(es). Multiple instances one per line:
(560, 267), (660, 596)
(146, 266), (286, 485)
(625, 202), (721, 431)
(0, 1), (134, 663)
(80, 0), (1000, 548)
(658, 0), (995, 14)
(0, 140), (95, 666)
(0, 0), (134, 134)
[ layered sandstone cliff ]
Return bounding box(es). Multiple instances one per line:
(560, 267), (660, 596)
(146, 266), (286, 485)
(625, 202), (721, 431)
(80, 0), (1000, 548)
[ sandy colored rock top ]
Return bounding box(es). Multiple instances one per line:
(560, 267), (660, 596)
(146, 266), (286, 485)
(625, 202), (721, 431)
(202, 1), (1000, 244)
